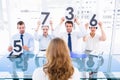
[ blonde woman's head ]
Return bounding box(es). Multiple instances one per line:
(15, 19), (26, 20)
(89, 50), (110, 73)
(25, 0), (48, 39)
(44, 37), (74, 80)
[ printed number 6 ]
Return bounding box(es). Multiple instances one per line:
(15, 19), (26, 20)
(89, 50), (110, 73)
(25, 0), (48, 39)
(65, 7), (74, 20)
(90, 14), (97, 26)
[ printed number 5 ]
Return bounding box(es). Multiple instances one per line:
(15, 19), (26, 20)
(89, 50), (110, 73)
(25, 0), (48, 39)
(14, 40), (22, 52)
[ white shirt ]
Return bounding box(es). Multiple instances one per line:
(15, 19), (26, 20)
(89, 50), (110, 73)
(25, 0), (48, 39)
(85, 34), (100, 51)
(32, 67), (80, 80)
(53, 25), (88, 52)
(34, 32), (53, 50)
(10, 32), (34, 52)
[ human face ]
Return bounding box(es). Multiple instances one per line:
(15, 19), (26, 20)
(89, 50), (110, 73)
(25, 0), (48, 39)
(89, 27), (97, 33)
(17, 24), (25, 34)
(65, 23), (73, 33)
(42, 26), (49, 36)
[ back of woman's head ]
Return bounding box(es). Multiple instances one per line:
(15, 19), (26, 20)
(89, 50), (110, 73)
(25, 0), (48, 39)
(44, 38), (74, 80)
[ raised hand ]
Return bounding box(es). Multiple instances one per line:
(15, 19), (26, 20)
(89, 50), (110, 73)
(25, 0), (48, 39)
(35, 20), (41, 32)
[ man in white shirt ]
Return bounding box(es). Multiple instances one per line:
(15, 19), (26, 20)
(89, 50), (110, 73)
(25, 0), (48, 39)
(8, 21), (34, 72)
(53, 17), (87, 53)
(53, 17), (88, 71)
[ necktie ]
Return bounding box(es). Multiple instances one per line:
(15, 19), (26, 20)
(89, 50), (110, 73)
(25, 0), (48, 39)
(68, 33), (72, 52)
(20, 34), (24, 46)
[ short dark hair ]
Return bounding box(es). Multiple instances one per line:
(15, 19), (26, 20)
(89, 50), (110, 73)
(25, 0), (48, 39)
(89, 27), (98, 29)
(42, 25), (49, 28)
(65, 21), (73, 26)
(17, 21), (25, 25)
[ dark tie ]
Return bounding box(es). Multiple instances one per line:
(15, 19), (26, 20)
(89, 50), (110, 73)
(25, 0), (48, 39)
(68, 33), (72, 52)
(20, 34), (24, 46)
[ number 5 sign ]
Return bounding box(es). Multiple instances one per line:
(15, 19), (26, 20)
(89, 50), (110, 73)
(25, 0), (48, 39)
(12, 40), (23, 55)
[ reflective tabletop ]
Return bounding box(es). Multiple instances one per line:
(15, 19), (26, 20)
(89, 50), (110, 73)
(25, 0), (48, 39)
(0, 51), (120, 79)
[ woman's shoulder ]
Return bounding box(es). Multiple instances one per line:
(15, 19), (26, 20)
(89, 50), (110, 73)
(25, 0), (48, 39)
(32, 67), (47, 80)
(70, 67), (81, 80)
(34, 67), (44, 73)
(73, 67), (80, 74)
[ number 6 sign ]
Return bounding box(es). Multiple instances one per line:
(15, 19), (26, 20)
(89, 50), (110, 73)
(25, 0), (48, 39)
(90, 14), (98, 26)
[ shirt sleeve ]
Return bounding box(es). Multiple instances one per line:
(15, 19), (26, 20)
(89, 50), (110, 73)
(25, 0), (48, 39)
(9, 36), (13, 46)
(34, 31), (40, 41)
(53, 24), (62, 37)
(28, 35), (34, 52)
(77, 25), (88, 38)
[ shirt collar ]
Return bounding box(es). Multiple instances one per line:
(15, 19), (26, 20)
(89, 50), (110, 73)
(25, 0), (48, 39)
(19, 32), (25, 36)
(66, 31), (73, 35)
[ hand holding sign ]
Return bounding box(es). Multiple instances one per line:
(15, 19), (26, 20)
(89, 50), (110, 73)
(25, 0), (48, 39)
(12, 40), (23, 56)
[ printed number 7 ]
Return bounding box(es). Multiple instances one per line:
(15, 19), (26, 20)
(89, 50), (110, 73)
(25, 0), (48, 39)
(41, 12), (50, 25)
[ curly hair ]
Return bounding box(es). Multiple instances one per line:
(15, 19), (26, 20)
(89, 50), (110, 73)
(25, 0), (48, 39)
(43, 38), (74, 80)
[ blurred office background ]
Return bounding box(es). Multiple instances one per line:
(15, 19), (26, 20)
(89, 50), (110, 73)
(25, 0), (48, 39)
(0, 0), (120, 73)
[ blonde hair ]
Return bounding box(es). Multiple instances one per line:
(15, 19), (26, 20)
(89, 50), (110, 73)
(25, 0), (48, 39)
(43, 38), (74, 80)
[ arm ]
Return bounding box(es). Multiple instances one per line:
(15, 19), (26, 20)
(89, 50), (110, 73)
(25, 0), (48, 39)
(83, 23), (89, 42)
(34, 21), (40, 41)
(35, 20), (40, 32)
(49, 20), (54, 31)
(98, 22), (106, 41)
(74, 18), (88, 38)
(8, 36), (13, 52)
(8, 46), (13, 52)
(23, 36), (34, 52)
(53, 17), (65, 37)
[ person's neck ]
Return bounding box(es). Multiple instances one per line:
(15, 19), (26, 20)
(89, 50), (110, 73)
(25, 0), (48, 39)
(20, 32), (25, 35)
(43, 34), (48, 37)
(68, 31), (72, 34)
(90, 32), (95, 38)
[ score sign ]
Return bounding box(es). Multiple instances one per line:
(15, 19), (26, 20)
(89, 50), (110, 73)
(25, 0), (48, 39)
(41, 12), (50, 25)
(12, 40), (23, 55)
(65, 7), (74, 20)
(90, 14), (98, 26)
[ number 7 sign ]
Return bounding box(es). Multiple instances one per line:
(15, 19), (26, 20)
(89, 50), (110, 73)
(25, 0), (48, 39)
(41, 12), (50, 25)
